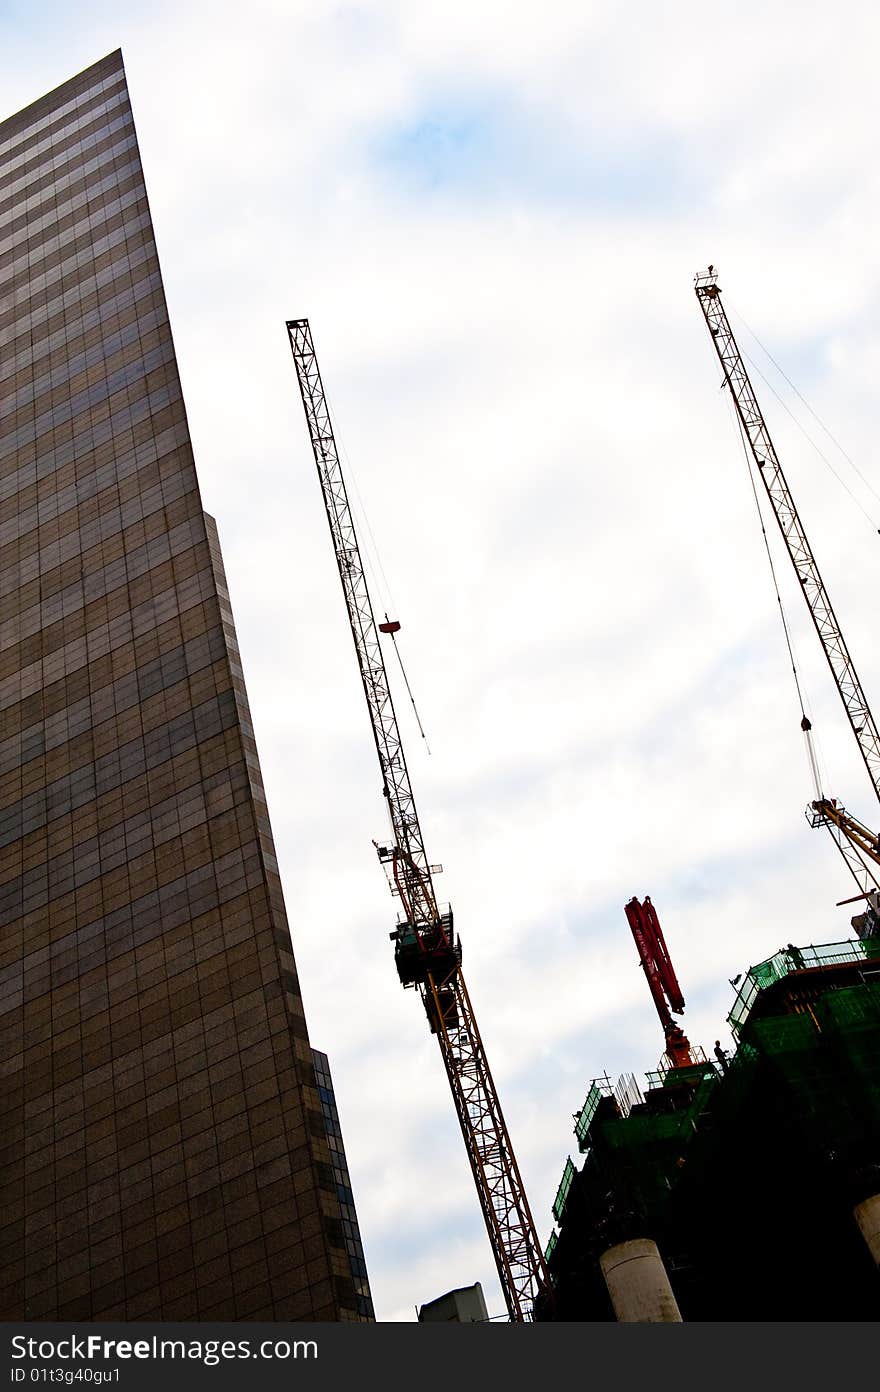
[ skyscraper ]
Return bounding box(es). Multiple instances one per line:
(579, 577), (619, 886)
(311, 1050), (374, 1321)
(0, 50), (368, 1321)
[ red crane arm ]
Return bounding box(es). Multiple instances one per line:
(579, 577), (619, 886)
(625, 896), (685, 1022)
(625, 897), (692, 1067)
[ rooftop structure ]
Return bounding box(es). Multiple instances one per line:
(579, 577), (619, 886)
(540, 934), (880, 1320)
(418, 1283), (489, 1323)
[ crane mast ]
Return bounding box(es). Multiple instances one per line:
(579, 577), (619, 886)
(695, 269), (880, 912)
(286, 318), (549, 1322)
(694, 268), (880, 805)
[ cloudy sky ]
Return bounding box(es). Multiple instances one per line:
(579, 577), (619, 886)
(4, 0), (880, 1320)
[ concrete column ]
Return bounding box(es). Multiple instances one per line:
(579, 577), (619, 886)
(854, 1193), (880, 1266)
(599, 1238), (683, 1323)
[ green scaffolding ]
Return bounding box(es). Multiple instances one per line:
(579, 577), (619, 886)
(573, 1084), (604, 1152)
(553, 1158), (576, 1223)
(543, 937), (880, 1320)
(728, 936), (880, 1033)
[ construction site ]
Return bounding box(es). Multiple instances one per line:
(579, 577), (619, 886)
(286, 268), (880, 1321)
(538, 924), (880, 1320)
(2, 35), (878, 1337)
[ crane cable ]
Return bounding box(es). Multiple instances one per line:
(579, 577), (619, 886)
(723, 377), (825, 800)
(320, 381), (433, 755)
(731, 302), (880, 509)
(728, 302), (880, 534)
(322, 379), (401, 620)
(385, 618), (431, 755)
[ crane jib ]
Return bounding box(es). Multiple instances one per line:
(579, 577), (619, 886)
(285, 317), (551, 1321)
(694, 271), (880, 809)
(695, 270), (880, 915)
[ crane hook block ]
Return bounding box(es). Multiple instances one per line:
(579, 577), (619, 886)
(379, 619), (401, 634)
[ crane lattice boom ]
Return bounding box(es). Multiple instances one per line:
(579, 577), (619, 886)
(809, 799), (880, 890)
(694, 269), (880, 808)
(286, 318), (549, 1322)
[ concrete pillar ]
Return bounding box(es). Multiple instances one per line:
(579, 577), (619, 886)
(599, 1238), (683, 1323)
(854, 1193), (880, 1266)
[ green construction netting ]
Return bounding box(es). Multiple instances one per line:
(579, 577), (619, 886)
(728, 936), (880, 1034)
(553, 1158), (576, 1222)
(574, 1084), (603, 1151)
(750, 1013), (818, 1052)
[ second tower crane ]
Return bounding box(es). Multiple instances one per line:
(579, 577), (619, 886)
(694, 267), (880, 919)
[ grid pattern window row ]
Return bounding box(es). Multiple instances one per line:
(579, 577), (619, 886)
(3, 559), (216, 712)
(0, 157), (144, 261)
(0, 612), (227, 778)
(0, 759), (251, 934)
(0, 267), (165, 414)
(4, 488), (201, 659)
(0, 72), (127, 163)
(3, 374), (183, 501)
(0, 97), (130, 201)
(0, 106), (133, 203)
(1, 329), (173, 465)
(1, 191), (149, 326)
(0, 812), (267, 1002)
(0, 201), (151, 323)
(2, 210), (154, 346)
(2, 281), (162, 414)
(0, 128), (139, 230)
(0, 684), (239, 848)
(0, 154), (145, 336)
(0, 426), (189, 584)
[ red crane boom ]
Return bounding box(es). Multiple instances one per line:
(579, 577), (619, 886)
(624, 897), (694, 1068)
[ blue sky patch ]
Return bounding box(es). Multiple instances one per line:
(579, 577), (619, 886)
(375, 95), (696, 214)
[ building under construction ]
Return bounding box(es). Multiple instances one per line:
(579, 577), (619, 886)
(288, 266), (880, 1322)
(537, 265), (880, 1323)
(538, 926), (880, 1320)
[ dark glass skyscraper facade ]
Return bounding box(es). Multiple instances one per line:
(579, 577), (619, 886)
(0, 50), (368, 1321)
(311, 1050), (374, 1320)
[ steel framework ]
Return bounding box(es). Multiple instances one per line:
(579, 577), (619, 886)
(694, 268), (880, 807)
(286, 318), (549, 1322)
(808, 799), (880, 895)
(695, 268), (880, 902)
